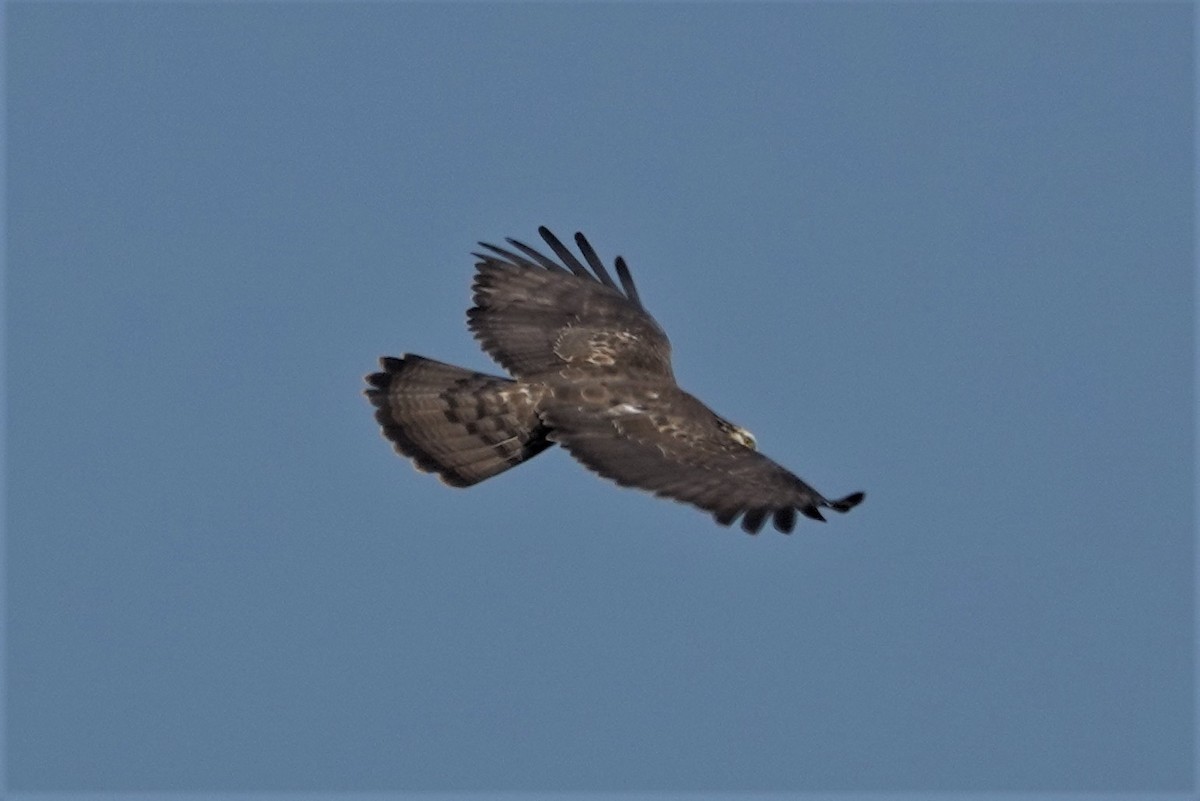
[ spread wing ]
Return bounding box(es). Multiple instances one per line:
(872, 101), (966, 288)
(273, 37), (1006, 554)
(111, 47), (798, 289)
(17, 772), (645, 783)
(539, 382), (865, 534)
(468, 227), (673, 381)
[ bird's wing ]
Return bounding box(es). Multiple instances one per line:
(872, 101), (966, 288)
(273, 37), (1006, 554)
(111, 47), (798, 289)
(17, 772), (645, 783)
(539, 384), (864, 534)
(468, 227), (674, 381)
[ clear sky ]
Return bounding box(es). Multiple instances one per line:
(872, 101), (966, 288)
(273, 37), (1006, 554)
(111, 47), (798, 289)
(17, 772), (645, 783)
(5, 3), (1193, 798)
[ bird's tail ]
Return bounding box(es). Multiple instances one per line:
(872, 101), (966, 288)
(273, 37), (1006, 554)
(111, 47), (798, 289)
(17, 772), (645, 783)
(364, 355), (552, 487)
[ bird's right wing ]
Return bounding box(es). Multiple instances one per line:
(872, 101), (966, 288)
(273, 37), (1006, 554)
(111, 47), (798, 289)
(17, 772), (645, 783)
(468, 227), (674, 382)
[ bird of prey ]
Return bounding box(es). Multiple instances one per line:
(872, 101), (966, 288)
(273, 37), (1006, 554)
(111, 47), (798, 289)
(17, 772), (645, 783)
(365, 227), (864, 534)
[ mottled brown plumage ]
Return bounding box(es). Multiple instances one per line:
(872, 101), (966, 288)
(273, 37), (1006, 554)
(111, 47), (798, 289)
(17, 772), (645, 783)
(365, 227), (864, 533)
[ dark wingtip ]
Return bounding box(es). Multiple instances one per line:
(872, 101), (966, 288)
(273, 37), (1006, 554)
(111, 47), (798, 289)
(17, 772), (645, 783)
(537, 226), (592, 279)
(800, 503), (827, 522)
(717, 496), (856, 533)
(573, 231), (619, 290)
(827, 491), (865, 513)
(773, 506), (797, 534)
(714, 508), (739, 526)
(741, 508), (768, 534)
(613, 255), (642, 307)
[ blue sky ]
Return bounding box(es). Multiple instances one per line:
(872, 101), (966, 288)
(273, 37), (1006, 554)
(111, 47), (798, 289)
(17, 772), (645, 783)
(5, 2), (1194, 798)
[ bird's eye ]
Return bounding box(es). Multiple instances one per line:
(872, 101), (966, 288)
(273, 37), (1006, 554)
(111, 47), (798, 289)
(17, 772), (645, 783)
(733, 428), (757, 450)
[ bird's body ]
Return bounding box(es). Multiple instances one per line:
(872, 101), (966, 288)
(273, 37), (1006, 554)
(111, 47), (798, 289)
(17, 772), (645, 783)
(365, 227), (863, 533)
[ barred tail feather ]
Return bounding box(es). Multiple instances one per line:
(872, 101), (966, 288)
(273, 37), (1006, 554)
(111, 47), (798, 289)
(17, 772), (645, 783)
(364, 355), (551, 487)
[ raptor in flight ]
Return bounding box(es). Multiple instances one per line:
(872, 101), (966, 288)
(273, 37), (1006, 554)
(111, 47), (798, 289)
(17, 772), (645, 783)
(365, 227), (864, 533)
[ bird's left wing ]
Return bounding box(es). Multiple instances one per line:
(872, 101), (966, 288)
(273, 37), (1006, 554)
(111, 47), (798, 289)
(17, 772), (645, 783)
(539, 387), (864, 534)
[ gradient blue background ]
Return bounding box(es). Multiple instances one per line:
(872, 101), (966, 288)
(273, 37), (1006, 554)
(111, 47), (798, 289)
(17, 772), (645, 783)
(5, 2), (1194, 797)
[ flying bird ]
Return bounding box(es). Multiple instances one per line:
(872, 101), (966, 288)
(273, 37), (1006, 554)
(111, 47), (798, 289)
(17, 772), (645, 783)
(365, 227), (864, 534)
